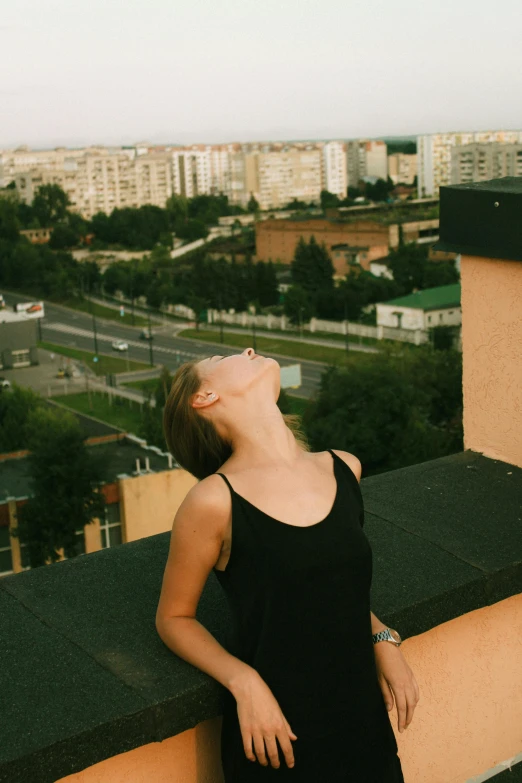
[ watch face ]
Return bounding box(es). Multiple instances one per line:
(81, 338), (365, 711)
(389, 628), (402, 643)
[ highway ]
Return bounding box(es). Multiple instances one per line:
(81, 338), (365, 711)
(2, 293), (341, 399)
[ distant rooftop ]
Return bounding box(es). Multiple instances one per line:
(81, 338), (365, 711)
(0, 436), (173, 503)
(382, 283), (461, 311)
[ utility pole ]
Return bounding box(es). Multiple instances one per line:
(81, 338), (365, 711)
(344, 300), (349, 354)
(218, 291), (224, 344)
(130, 262), (136, 326)
(252, 307), (257, 352)
(147, 308), (154, 367)
(88, 288), (99, 356)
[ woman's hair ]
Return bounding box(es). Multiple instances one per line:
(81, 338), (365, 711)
(163, 358), (310, 480)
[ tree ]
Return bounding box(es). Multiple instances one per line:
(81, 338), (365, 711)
(32, 184), (70, 226)
(302, 343), (463, 476)
(0, 198), (20, 241)
(49, 223), (79, 250)
(14, 405), (107, 568)
(247, 193), (260, 213)
(255, 260), (279, 307)
(166, 194), (189, 227)
(0, 384), (43, 453)
(290, 235), (335, 295)
(283, 285), (314, 325)
(320, 190), (341, 210)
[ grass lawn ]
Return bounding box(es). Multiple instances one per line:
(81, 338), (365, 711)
(123, 377), (160, 393)
(53, 391), (145, 433)
(59, 297), (148, 326)
(55, 389), (310, 434)
(178, 329), (358, 366)
(38, 341), (152, 376)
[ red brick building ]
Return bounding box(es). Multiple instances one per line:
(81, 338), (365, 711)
(255, 218), (390, 275)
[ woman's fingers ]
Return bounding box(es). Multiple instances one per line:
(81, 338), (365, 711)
(252, 731), (269, 766)
(391, 675), (420, 732)
(264, 734), (281, 768)
(278, 725), (297, 769)
(379, 674), (395, 710)
(393, 685), (408, 732)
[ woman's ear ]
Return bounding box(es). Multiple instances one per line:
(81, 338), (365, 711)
(191, 391), (218, 409)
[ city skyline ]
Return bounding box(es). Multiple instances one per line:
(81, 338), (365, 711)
(1, 0), (521, 149)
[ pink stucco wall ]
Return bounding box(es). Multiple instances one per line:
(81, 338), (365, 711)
(57, 594), (522, 783)
(461, 254), (522, 469)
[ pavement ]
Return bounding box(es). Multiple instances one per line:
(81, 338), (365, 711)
(0, 348), (156, 406)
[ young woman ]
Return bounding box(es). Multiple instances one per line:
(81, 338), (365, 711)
(156, 347), (419, 781)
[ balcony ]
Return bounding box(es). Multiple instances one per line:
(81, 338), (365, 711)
(1, 177), (522, 782)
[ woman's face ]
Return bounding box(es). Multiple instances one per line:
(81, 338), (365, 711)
(195, 347), (280, 404)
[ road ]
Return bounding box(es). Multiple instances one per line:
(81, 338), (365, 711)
(2, 293), (343, 399)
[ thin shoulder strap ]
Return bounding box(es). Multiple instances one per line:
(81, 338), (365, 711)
(216, 472), (234, 494)
(328, 449), (361, 488)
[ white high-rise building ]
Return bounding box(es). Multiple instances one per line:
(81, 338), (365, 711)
(417, 130), (522, 197)
(322, 141), (347, 199)
(171, 146), (212, 199)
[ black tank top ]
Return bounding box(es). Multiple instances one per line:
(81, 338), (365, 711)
(213, 449), (387, 740)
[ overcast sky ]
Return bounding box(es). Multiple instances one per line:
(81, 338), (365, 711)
(1, 0), (521, 150)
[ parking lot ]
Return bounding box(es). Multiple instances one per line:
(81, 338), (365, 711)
(0, 348), (88, 398)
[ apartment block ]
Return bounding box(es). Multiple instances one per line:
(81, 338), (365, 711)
(417, 130), (522, 197)
(13, 149), (172, 219)
(322, 141), (347, 199)
(388, 153), (417, 185)
(346, 140), (388, 188)
(450, 143), (522, 185)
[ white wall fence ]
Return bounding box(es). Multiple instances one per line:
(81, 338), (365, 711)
(207, 309), (430, 346)
(109, 291), (429, 346)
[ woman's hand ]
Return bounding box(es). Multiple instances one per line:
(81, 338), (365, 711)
(231, 670), (298, 769)
(374, 643), (420, 733)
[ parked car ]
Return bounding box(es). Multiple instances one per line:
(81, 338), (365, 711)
(139, 329), (153, 340)
(0, 377), (11, 389)
(112, 340), (128, 352)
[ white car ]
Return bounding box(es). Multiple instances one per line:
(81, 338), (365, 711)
(111, 340), (128, 352)
(0, 377), (11, 389)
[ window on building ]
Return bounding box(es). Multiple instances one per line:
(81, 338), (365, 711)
(100, 503), (123, 549)
(74, 528), (86, 556)
(428, 315), (432, 323)
(0, 526), (13, 575)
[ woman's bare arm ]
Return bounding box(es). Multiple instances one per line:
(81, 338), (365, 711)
(155, 475), (256, 696)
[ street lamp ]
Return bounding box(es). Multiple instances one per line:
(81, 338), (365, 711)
(147, 308), (154, 367)
(252, 307), (257, 352)
(218, 291), (224, 344)
(87, 276), (99, 356)
(343, 300), (349, 354)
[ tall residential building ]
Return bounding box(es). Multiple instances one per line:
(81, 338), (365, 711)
(450, 143), (522, 185)
(0, 145), (127, 188)
(346, 140), (388, 188)
(388, 153), (417, 185)
(242, 146), (323, 210)
(13, 149), (172, 219)
(417, 130), (522, 196)
(322, 141), (347, 199)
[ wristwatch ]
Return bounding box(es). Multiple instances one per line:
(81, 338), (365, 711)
(372, 626), (402, 646)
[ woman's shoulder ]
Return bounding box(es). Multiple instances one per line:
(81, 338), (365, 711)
(329, 449), (362, 483)
(178, 472), (232, 518)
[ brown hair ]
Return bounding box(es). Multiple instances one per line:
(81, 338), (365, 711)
(163, 358), (310, 480)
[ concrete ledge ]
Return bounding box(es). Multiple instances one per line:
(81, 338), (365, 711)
(1, 449), (521, 782)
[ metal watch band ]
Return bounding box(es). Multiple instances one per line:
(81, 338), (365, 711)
(372, 627), (401, 646)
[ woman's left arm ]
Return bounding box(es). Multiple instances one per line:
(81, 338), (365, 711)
(370, 611), (420, 734)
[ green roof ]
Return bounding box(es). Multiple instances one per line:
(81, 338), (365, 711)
(383, 283), (461, 311)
